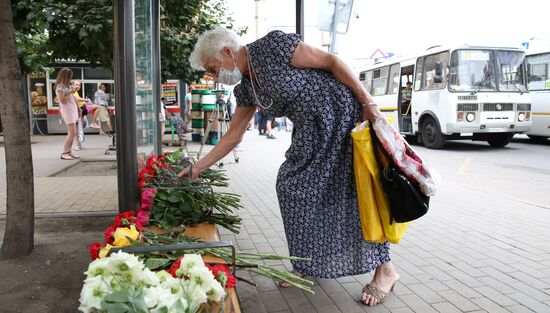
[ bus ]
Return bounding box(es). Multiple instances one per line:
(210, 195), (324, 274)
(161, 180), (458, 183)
(358, 45), (532, 149)
(526, 50), (550, 142)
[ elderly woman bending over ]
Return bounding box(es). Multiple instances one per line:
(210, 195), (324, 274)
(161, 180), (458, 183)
(179, 27), (399, 307)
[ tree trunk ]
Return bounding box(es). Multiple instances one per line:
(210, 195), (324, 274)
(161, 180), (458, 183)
(0, 0), (35, 259)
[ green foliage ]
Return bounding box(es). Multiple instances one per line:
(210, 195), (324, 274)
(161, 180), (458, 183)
(12, 0), (113, 73)
(159, 0), (247, 83)
(12, 0), (246, 83)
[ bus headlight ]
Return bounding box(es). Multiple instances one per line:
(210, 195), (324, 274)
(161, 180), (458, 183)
(518, 112), (525, 122)
(466, 112), (475, 122)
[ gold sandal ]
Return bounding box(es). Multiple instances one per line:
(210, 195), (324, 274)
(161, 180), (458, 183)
(361, 276), (398, 305)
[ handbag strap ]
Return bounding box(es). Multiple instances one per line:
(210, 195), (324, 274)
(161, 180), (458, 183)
(369, 124), (393, 169)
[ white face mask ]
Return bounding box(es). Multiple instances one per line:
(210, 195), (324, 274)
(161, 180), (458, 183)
(218, 53), (242, 85)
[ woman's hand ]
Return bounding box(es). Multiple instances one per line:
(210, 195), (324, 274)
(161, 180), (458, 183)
(361, 104), (383, 122)
(177, 164), (202, 180)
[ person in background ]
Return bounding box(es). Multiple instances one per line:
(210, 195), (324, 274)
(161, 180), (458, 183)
(185, 84), (194, 130)
(55, 68), (80, 160)
(181, 27), (397, 307)
(401, 81), (412, 115)
(71, 80), (86, 151)
(93, 84), (113, 135)
(160, 97), (167, 139)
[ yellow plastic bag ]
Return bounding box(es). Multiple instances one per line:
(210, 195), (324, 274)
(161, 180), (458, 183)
(351, 122), (409, 244)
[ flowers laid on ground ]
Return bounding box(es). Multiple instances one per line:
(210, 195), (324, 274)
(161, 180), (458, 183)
(87, 213), (314, 293)
(138, 152), (242, 233)
(79, 252), (226, 313)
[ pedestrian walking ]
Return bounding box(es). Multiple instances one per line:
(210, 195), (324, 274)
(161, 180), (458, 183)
(180, 27), (398, 306)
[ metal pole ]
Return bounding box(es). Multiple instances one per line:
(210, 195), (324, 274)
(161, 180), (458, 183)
(330, 0), (340, 54)
(296, 0), (304, 37)
(113, 0), (138, 213)
(152, 0), (162, 155)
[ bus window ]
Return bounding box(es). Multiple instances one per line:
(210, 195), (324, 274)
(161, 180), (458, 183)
(527, 54), (550, 91)
(423, 52), (449, 90)
(414, 58), (423, 91)
(388, 64), (400, 94)
(372, 66), (389, 95)
(497, 51), (527, 92)
(362, 70), (373, 94)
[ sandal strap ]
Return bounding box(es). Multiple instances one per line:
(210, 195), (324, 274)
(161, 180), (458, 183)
(362, 284), (388, 302)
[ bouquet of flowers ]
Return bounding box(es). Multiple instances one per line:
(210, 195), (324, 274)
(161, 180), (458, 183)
(88, 213), (314, 294)
(137, 153), (242, 233)
(79, 252), (227, 313)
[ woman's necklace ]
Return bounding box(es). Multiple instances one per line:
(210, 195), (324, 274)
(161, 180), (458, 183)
(246, 46), (273, 110)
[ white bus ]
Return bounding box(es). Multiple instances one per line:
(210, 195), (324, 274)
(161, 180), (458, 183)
(359, 45), (532, 149)
(526, 50), (550, 142)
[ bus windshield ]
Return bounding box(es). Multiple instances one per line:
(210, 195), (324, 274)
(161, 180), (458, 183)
(449, 50), (527, 93)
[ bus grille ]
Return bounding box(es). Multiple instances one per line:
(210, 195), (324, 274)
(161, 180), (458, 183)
(458, 95), (477, 101)
(517, 103), (531, 111)
(457, 103), (479, 111)
(482, 103), (513, 111)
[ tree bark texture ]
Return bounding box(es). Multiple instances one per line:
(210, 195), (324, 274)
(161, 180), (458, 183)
(0, 0), (35, 259)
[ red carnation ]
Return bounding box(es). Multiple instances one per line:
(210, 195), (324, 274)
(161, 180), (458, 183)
(168, 257), (183, 278)
(89, 242), (104, 260)
(209, 264), (237, 288)
(113, 211), (137, 228)
(104, 225), (117, 244)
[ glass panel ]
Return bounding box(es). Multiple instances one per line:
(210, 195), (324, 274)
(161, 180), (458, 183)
(83, 83), (98, 102)
(388, 64), (400, 94)
(527, 53), (550, 90)
(414, 58), (423, 91)
(422, 52), (449, 90)
(84, 67), (113, 79)
(363, 70), (373, 94)
(496, 51), (527, 92)
(372, 67), (389, 96)
(449, 50), (496, 92)
(135, 0), (156, 156)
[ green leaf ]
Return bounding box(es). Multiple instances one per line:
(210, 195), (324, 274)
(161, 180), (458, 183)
(144, 257), (171, 270)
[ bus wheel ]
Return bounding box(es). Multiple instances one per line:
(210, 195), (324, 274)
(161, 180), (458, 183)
(487, 133), (514, 147)
(527, 135), (549, 143)
(421, 117), (445, 149)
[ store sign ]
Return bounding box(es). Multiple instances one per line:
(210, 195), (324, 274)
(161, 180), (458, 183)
(162, 82), (178, 106)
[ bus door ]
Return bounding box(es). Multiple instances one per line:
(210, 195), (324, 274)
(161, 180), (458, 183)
(398, 65), (414, 133)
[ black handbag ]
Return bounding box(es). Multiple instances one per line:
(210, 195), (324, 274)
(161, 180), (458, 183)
(370, 126), (429, 223)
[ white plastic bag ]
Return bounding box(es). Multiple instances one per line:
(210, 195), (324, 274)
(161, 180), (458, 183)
(372, 118), (441, 196)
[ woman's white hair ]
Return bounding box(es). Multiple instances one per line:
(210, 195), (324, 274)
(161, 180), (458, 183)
(189, 26), (241, 71)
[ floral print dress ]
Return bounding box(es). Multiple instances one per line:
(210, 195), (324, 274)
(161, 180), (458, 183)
(233, 31), (390, 278)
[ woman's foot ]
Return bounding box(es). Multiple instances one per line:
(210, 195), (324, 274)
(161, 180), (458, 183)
(278, 271), (305, 288)
(69, 152), (80, 159)
(60, 152), (75, 160)
(361, 262), (399, 306)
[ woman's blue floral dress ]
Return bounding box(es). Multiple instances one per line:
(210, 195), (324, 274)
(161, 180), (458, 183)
(233, 30), (390, 278)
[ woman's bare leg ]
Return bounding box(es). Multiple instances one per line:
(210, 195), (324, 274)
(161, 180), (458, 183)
(64, 123), (76, 155)
(361, 261), (399, 306)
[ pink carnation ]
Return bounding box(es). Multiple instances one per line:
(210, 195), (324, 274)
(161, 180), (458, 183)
(140, 188), (157, 210)
(136, 210), (150, 227)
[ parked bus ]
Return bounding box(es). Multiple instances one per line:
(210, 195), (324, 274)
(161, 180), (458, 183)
(359, 45), (532, 149)
(526, 50), (550, 142)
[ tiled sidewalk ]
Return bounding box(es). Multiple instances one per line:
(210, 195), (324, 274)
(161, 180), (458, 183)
(209, 130), (550, 313)
(1, 130), (549, 312)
